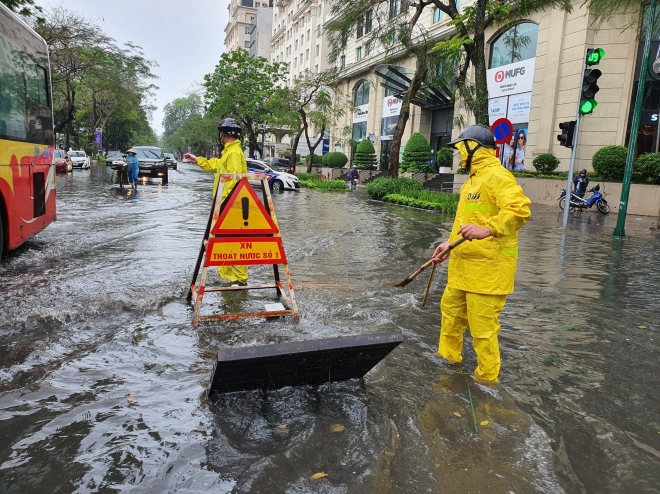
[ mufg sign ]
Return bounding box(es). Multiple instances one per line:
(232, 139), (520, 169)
(487, 58), (536, 98)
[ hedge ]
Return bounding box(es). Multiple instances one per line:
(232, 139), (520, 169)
(592, 145), (628, 181)
(532, 153), (560, 174)
(299, 178), (347, 191)
(353, 140), (377, 169)
(321, 151), (348, 168)
(365, 177), (422, 200)
(436, 148), (453, 169)
(634, 152), (660, 184)
(401, 133), (435, 173)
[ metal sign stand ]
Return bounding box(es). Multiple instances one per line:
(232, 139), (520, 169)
(188, 173), (299, 327)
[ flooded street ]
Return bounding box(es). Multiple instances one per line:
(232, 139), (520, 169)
(1, 162), (659, 493)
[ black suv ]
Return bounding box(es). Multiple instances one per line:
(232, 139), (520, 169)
(164, 152), (177, 170)
(133, 146), (168, 185)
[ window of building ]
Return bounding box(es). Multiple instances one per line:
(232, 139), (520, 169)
(365, 41), (371, 56)
(250, 16), (255, 21)
(389, 0), (398, 19)
(306, 49), (309, 60)
(318, 5), (322, 17)
(245, 26), (251, 34)
(294, 57), (297, 67)
(307, 29), (310, 41)
(245, 40), (250, 48)
(401, 0), (409, 14)
(433, 7), (442, 23)
(489, 22), (539, 69)
(357, 16), (364, 39)
(356, 46), (362, 61)
(354, 80), (370, 106)
(340, 55), (345, 69)
(316, 44), (319, 56)
(365, 10), (373, 33)
(316, 25), (321, 37)
(301, 16), (304, 26)
(295, 39), (298, 50)
(455, 0), (460, 11)
(315, 64), (319, 73)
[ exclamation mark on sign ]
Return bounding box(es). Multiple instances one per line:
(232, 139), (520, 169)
(242, 197), (249, 226)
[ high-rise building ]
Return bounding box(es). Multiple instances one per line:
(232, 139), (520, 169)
(225, 0), (273, 59)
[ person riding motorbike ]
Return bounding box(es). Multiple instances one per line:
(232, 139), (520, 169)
(347, 166), (359, 190)
(183, 118), (249, 286)
(573, 168), (589, 198)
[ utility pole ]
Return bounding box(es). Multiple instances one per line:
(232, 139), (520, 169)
(613, 0), (657, 238)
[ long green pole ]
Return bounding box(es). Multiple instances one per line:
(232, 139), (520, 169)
(613, 0), (657, 237)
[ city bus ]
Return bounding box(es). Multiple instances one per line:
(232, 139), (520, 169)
(0, 3), (56, 262)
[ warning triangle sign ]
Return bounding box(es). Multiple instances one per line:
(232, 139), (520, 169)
(211, 177), (279, 235)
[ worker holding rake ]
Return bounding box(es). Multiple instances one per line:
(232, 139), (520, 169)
(433, 125), (531, 382)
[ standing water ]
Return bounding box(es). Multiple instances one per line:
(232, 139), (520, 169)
(1, 162), (659, 493)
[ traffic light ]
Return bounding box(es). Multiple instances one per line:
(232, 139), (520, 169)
(557, 121), (576, 148)
(580, 48), (605, 115)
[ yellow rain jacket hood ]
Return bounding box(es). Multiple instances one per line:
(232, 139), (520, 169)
(447, 141), (531, 295)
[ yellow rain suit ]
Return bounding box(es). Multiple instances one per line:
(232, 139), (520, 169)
(439, 141), (531, 381)
(197, 140), (249, 284)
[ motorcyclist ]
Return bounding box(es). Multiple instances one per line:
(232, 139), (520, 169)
(573, 168), (589, 198)
(125, 148), (139, 188)
(347, 166), (359, 189)
(183, 118), (249, 287)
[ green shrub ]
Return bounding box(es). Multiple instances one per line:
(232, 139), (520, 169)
(436, 148), (453, 169)
(532, 153), (560, 174)
(299, 178), (347, 191)
(382, 188), (460, 214)
(592, 145), (628, 181)
(98, 156), (107, 163)
(365, 177), (422, 200)
(456, 167), (468, 174)
(401, 133), (435, 173)
(295, 172), (317, 181)
(634, 152), (660, 184)
(321, 151), (348, 168)
(353, 140), (377, 170)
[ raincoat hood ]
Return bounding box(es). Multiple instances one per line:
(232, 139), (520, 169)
(455, 140), (498, 173)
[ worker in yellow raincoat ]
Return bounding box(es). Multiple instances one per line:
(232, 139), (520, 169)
(432, 125), (531, 382)
(184, 118), (249, 286)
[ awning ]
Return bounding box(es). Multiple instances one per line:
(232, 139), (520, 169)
(374, 64), (454, 110)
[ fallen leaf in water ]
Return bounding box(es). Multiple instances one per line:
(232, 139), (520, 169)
(638, 326), (648, 329)
(330, 424), (345, 433)
(453, 412), (462, 418)
(277, 424), (287, 429)
(126, 395), (137, 403)
(311, 472), (328, 479)
(480, 420), (489, 426)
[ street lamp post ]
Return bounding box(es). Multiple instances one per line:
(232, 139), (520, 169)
(259, 124), (266, 159)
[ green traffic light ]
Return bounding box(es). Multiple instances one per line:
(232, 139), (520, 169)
(586, 48), (605, 65)
(580, 99), (598, 114)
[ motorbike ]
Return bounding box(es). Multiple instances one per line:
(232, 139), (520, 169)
(559, 184), (610, 214)
(349, 178), (358, 191)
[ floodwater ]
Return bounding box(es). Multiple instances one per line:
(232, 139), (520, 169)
(1, 162), (659, 493)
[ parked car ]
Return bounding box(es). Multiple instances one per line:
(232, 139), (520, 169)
(53, 149), (72, 173)
(105, 150), (124, 166)
(133, 146), (168, 185)
(246, 159), (299, 191)
(164, 153), (177, 170)
(265, 157), (292, 173)
(67, 150), (90, 169)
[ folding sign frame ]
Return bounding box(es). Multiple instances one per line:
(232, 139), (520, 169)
(188, 173), (300, 327)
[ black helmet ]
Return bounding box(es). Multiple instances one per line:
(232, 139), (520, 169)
(218, 118), (242, 137)
(447, 124), (497, 149)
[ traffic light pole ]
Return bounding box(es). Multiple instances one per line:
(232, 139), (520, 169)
(613, 0), (657, 238)
(562, 54), (588, 228)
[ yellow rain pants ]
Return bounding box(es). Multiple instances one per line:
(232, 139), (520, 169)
(197, 140), (249, 284)
(438, 141), (531, 381)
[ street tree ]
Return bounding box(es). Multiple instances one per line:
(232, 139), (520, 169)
(162, 94), (203, 137)
(326, 0), (571, 177)
(1, 0), (42, 18)
(33, 6), (158, 150)
(203, 49), (288, 157)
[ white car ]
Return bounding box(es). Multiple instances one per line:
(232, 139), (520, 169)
(67, 150), (90, 169)
(246, 159), (300, 191)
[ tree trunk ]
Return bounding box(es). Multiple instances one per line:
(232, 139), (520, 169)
(388, 57), (427, 179)
(305, 125), (325, 172)
(472, 0), (489, 126)
(290, 127), (304, 174)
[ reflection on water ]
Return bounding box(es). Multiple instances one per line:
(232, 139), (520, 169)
(0, 163), (659, 492)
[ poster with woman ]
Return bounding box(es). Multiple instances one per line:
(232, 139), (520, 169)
(513, 128), (527, 171)
(501, 134), (515, 170)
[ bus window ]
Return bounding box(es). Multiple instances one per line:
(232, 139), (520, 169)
(25, 58), (48, 106)
(25, 57), (51, 144)
(0, 33), (27, 140)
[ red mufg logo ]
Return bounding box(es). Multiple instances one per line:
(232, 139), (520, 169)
(494, 71), (505, 83)
(387, 98), (393, 107)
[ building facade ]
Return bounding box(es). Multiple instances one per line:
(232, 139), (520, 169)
(327, 0), (648, 173)
(225, 0), (273, 59)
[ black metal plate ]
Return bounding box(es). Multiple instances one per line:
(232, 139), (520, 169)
(207, 332), (404, 396)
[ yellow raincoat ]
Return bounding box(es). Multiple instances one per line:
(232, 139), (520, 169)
(439, 141), (531, 381)
(197, 140), (249, 284)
